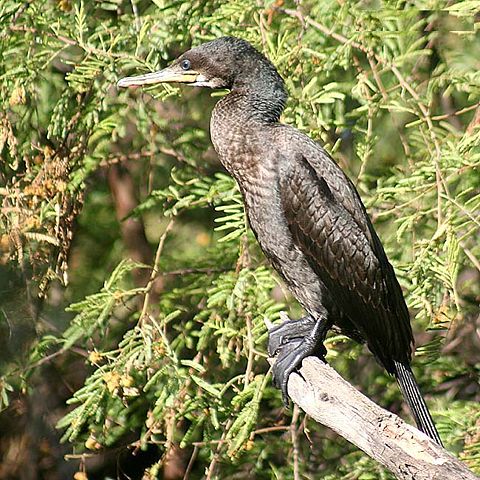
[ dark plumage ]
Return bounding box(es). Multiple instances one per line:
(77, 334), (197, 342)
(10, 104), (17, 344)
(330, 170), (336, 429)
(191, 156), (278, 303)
(118, 36), (442, 445)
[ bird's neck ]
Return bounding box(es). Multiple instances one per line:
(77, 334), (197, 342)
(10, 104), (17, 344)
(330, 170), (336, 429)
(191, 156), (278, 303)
(230, 73), (287, 123)
(210, 74), (287, 179)
(211, 80), (287, 140)
(211, 90), (280, 160)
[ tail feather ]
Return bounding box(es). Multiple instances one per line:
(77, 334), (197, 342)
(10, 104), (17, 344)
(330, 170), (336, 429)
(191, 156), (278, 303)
(394, 360), (443, 446)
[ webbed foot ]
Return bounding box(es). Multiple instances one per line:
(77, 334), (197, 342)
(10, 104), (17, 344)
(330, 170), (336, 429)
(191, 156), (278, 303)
(268, 314), (328, 405)
(267, 312), (318, 357)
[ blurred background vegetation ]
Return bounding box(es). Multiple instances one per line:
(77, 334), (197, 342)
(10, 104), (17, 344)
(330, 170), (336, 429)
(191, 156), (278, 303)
(0, 0), (479, 479)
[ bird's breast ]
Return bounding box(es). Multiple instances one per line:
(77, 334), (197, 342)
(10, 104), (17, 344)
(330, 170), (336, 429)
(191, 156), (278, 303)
(210, 115), (327, 313)
(211, 111), (269, 185)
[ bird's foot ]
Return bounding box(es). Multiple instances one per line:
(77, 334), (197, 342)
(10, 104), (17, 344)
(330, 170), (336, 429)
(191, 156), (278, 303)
(267, 312), (317, 356)
(267, 314), (327, 405)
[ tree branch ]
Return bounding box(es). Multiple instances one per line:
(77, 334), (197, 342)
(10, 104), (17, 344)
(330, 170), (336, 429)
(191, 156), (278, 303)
(285, 357), (479, 480)
(107, 163), (156, 288)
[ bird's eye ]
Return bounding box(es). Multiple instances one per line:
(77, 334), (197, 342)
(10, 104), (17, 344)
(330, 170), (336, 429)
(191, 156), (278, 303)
(181, 59), (191, 71)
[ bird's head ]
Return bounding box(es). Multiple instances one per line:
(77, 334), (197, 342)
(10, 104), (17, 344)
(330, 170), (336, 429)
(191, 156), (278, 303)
(118, 36), (284, 92)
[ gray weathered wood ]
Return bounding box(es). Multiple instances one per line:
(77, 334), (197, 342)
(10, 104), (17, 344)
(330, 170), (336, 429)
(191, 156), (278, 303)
(286, 357), (479, 480)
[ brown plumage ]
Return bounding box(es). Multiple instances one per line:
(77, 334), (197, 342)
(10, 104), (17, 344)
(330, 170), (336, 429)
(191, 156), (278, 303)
(118, 36), (442, 445)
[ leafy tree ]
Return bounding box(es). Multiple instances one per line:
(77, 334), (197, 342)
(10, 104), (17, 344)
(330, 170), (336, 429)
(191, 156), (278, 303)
(0, 1), (479, 478)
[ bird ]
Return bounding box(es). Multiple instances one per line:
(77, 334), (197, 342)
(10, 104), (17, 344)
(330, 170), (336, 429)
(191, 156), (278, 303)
(118, 36), (442, 445)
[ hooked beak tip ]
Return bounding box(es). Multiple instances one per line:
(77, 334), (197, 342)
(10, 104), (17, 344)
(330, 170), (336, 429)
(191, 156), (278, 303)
(117, 78), (130, 88)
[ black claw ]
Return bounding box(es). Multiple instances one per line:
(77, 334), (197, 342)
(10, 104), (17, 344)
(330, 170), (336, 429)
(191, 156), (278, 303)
(271, 339), (305, 405)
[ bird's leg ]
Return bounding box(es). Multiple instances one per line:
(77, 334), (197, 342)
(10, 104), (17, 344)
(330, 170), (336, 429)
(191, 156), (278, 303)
(268, 313), (328, 405)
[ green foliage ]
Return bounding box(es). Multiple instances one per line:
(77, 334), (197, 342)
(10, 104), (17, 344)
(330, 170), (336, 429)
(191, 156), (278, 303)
(0, 0), (479, 478)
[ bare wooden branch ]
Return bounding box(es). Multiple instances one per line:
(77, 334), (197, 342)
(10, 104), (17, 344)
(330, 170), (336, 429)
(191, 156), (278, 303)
(286, 357), (479, 480)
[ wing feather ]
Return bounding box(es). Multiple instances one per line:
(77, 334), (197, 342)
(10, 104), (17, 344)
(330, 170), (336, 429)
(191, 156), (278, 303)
(279, 153), (412, 369)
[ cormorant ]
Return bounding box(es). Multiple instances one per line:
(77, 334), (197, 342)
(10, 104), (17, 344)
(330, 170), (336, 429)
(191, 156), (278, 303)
(118, 36), (442, 445)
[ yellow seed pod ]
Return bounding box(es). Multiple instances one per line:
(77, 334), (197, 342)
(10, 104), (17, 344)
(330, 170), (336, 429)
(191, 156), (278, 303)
(85, 435), (100, 451)
(102, 371), (121, 393)
(120, 375), (134, 387)
(58, 0), (72, 12)
(244, 439), (255, 451)
(88, 350), (102, 365)
(73, 472), (88, 480)
(9, 85), (26, 107)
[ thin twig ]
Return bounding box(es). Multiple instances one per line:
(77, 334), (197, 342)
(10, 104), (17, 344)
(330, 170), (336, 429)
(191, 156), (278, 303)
(280, 8), (367, 53)
(141, 424), (291, 451)
(432, 103), (479, 122)
(466, 104), (480, 135)
(205, 418), (233, 480)
(7, 25), (132, 60)
(182, 445), (199, 480)
(130, 0), (141, 33)
(100, 146), (207, 175)
(440, 193), (480, 231)
(366, 55), (411, 158)
(460, 242), (480, 274)
(99, 150), (157, 167)
(139, 219), (175, 325)
(12, 1), (30, 24)
(244, 313), (255, 388)
(156, 267), (229, 277)
(290, 404), (301, 480)
(256, 0), (268, 50)
(252, 425), (290, 435)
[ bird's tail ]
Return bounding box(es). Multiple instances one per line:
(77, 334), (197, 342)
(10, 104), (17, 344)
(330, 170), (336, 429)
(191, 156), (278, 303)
(393, 360), (443, 446)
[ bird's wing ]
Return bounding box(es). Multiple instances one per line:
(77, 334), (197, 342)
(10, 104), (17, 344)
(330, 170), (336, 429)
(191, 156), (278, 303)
(278, 152), (412, 368)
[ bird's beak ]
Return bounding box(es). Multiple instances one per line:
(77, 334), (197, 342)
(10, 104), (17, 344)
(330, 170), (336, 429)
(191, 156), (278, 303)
(117, 66), (200, 88)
